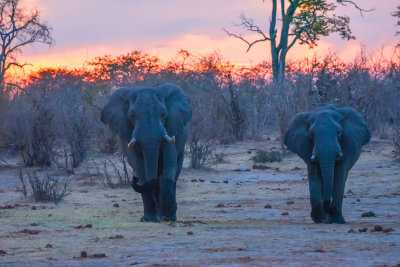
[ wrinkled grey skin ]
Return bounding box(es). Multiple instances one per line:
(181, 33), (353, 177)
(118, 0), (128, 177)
(101, 83), (192, 222)
(284, 104), (370, 224)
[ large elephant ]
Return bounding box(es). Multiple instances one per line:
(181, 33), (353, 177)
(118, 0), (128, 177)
(284, 104), (370, 224)
(101, 83), (192, 222)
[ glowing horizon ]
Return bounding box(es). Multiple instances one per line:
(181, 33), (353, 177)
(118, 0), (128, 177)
(7, 0), (400, 77)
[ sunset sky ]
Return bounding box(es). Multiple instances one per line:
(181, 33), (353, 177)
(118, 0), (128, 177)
(16, 0), (400, 74)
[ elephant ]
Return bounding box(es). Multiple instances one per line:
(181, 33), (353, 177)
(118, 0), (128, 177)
(101, 83), (192, 222)
(284, 104), (370, 224)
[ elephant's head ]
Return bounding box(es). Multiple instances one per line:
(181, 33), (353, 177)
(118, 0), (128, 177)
(101, 83), (192, 193)
(284, 104), (370, 207)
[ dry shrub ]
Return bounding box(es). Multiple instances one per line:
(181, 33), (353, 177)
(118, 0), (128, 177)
(1, 48), (399, 166)
(252, 149), (282, 163)
(19, 168), (70, 204)
(387, 85), (400, 156)
(97, 127), (119, 154)
(3, 69), (99, 168)
(392, 122), (400, 157)
(95, 156), (132, 188)
(53, 85), (97, 168)
(214, 153), (228, 164)
(5, 89), (57, 167)
(187, 137), (214, 169)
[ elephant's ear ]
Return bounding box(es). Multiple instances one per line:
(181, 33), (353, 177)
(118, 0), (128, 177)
(155, 83), (192, 136)
(338, 107), (371, 149)
(101, 88), (134, 141)
(284, 112), (313, 163)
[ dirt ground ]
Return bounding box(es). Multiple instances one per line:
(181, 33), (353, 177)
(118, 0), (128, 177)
(0, 136), (399, 266)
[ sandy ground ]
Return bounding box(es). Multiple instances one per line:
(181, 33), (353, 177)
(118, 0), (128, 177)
(0, 136), (399, 266)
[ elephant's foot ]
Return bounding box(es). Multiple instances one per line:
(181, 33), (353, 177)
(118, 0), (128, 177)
(160, 214), (176, 222)
(140, 213), (160, 223)
(159, 180), (177, 222)
(311, 204), (331, 224)
(329, 208), (346, 224)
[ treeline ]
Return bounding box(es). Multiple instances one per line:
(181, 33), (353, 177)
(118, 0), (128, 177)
(0, 48), (399, 169)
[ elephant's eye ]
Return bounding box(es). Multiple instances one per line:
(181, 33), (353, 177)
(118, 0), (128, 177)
(161, 111), (167, 120)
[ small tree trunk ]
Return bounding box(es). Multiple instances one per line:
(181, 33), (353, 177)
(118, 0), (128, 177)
(228, 82), (245, 141)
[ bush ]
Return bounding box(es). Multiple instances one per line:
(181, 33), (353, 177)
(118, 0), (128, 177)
(1, 48), (399, 168)
(19, 169), (70, 204)
(95, 156), (132, 188)
(98, 127), (119, 154)
(214, 153), (228, 164)
(5, 91), (58, 167)
(3, 69), (99, 168)
(388, 87), (400, 156)
(187, 137), (214, 169)
(53, 85), (97, 168)
(252, 149), (282, 163)
(393, 124), (400, 157)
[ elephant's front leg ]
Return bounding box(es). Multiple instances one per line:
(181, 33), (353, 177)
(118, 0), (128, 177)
(330, 162), (348, 224)
(308, 164), (330, 223)
(140, 191), (159, 222)
(129, 151), (159, 222)
(158, 143), (178, 221)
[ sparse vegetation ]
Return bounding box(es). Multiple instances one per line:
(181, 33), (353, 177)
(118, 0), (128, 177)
(2, 69), (98, 168)
(214, 153), (228, 164)
(187, 137), (214, 169)
(95, 156), (133, 188)
(0, 47), (399, 167)
(388, 91), (400, 156)
(19, 168), (70, 204)
(98, 128), (119, 154)
(252, 149), (282, 163)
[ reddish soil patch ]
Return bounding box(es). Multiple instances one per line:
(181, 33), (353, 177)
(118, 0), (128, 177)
(91, 253), (106, 258)
(0, 204), (24, 209)
(252, 165), (271, 170)
(108, 234), (124, 239)
(17, 229), (40, 235)
(74, 224), (92, 229)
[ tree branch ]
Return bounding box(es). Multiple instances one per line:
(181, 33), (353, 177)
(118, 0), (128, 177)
(4, 61), (30, 72)
(235, 13), (270, 40)
(287, 35), (299, 50)
(223, 28), (269, 52)
(0, 0), (53, 89)
(336, 0), (374, 16)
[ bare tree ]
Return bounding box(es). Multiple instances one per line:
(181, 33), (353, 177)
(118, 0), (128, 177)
(0, 0), (53, 95)
(225, 0), (372, 85)
(393, 4), (400, 45)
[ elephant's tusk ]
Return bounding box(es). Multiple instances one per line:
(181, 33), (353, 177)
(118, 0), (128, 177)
(128, 137), (136, 148)
(310, 154), (316, 161)
(338, 151), (343, 159)
(164, 135), (175, 143)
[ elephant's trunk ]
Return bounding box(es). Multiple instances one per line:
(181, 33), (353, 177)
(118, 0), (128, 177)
(132, 175), (156, 193)
(132, 143), (160, 193)
(319, 160), (335, 212)
(129, 121), (173, 193)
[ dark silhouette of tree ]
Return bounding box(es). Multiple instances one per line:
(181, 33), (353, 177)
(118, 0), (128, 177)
(393, 4), (400, 45)
(0, 0), (53, 96)
(225, 0), (372, 85)
(87, 50), (160, 88)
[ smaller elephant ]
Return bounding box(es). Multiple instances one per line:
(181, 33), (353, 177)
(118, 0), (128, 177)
(101, 83), (192, 222)
(284, 104), (370, 224)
